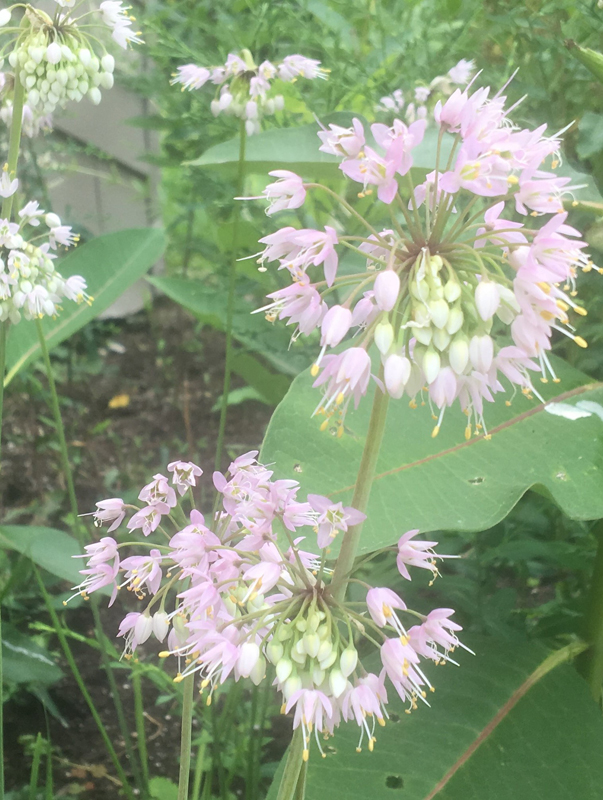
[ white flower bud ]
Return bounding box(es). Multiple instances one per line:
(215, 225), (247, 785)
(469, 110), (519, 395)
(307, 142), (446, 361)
(237, 642), (260, 678)
(250, 655), (266, 685)
(429, 298), (449, 329)
(152, 611), (169, 642)
(312, 667), (326, 686)
(45, 213), (61, 228)
(210, 99), (221, 117)
(449, 336), (469, 374)
(469, 334), (494, 373)
(374, 320), (394, 355)
(384, 353), (411, 399)
(276, 657), (293, 683)
(265, 98), (275, 115)
(284, 674), (302, 700)
(303, 632), (320, 658)
(329, 668), (347, 698)
(219, 91), (233, 110)
(267, 640), (284, 665)
(134, 613), (153, 645)
(444, 277), (461, 303)
(423, 347), (441, 384)
(0, 9), (11, 26)
(79, 48), (92, 67)
(432, 327), (451, 351)
(88, 87), (102, 105)
(46, 43), (62, 65)
(340, 646), (358, 678)
(100, 72), (114, 89)
(245, 119), (256, 137)
(319, 649), (337, 670)
(245, 100), (258, 120)
(475, 279), (500, 321)
(101, 54), (115, 73)
(61, 45), (74, 62)
(445, 305), (464, 335)
(316, 640), (333, 662)
(374, 270), (400, 312)
(274, 94), (285, 111)
(8, 51), (18, 68)
(29, 46), (45, 65)
(411, 325), (433, 346)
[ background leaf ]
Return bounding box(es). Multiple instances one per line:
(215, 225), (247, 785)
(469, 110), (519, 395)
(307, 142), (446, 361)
(147, 275), (313, 377)
(261, 356), (603, 553)
(4, 228), (166, 386)
(268, 638), (603, 800)
(0, 525), (84, 584)
(2, 624), (63, 685)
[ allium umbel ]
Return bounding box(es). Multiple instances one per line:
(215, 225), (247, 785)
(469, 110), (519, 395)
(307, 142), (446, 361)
(0, 2), (141, 115)
(73, 452), (465, 760)
(253, 72), (598, 437)
(0, 179), (88, 323)
(172, 49), (327, 136)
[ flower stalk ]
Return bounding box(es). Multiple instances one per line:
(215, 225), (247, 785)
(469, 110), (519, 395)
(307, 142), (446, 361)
(577, 519), (603, 704)
(177, 674), (196, 800)
(1, 73), (24, 221)
(214, 120), (247, 471)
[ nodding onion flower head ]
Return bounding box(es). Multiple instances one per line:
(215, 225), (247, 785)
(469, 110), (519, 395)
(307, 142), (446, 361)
(72, 451), (465, 761)
(250, 68), (598, 439)
(0, 2), (142, 115)
(376, 58), (475, 124)
(171, 49), (328, 136)
(0, 71), (53, 136)
(0, 176), (89, 323)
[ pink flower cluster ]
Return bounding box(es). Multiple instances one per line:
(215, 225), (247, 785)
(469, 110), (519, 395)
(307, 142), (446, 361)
(172, 51), (326, 135)
(253, 71), (597, 437)
(73, 453), (464, 759)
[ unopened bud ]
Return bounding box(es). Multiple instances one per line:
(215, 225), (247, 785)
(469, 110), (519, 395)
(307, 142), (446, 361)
(445, 305), (464, 335)
(449, 335), (469, 374)
(374, 270), (400, 311)
(469, 334), (494, 373)
(329, 668), (347, 698)
(384, 353), (411, 398)
(340, 646), (358, 677)
(152, 611), (170, 642)
(444, 277), (461, 303)
(475, 279), (500, 321)
(374, 320), (394, 355)
(276, 658), (293, 683)
(429, 298), (449, 329)
(423, 347), (441, 384)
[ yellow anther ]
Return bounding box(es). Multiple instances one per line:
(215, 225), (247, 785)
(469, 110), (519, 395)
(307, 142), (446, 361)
(158, 651), (170, 658)
(574, 306), (587, 316)
(337, 425), (344, 439)
(335, 391), (345, 405)
(465, 425), (472, 441)
(377, 717), (386, 727)
(507, 175), (519, 185)
(320, 418), (330, 432)
(206, 695), (212, 706)
(303, 749), (310, 762)
(311, 363), (320, 377)
(431, 425), (440, 438)
(505, 400), (512, 406)
(173, 673), (184, 683)
(575, 336), (588, 348)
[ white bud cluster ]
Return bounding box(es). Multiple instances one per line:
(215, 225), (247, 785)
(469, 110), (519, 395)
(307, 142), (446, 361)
(8, 34), (115, 114)
(267, 607), (358, 704)
(0, 198), (89, 324)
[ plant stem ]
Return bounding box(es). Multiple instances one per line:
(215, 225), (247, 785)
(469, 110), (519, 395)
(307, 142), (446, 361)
(276, 728), (304, 800)
(132, 668), (150, 794)
(0, 322), (5, 800)
(1, 73), (24, 221)
(35, 570), (136, 800)
(191, 741), (207, 800)
(177, 674), (195, 800)
(214, 121), (247, 471)
(0, 321), (6, 470)
(35, 319), (85, 545)
(577, 519), (603, 703)
(90, 600), (145, 795)
(329, 380), (390, 602)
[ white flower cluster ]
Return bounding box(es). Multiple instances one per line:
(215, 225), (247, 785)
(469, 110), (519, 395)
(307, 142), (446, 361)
(0, 175), (89, 324)
(0, 2), (141, 113)
(377, 58), (475, 124)
(0, 72), (52, 136)
(172, 50), (327, 136)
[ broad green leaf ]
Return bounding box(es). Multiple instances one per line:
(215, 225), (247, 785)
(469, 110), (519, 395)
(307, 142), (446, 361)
(269, 638), (603, 800)
(188, 113), (362, 178)
(2, 624), (63, 685)
(232, 353), (291, 405)
(261, 357), (603, 552)
(188, 118), (602, 202)
(211, 385), (269, 412)
(0, 525), (83, 584)
(147, 275), (313, 377)
(4, 228), (166, 386)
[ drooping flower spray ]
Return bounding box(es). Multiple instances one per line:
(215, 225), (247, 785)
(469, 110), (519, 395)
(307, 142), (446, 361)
(73, 452), (466, 767)
(172, 49), (327, 475)
(246, 70), (599, 797)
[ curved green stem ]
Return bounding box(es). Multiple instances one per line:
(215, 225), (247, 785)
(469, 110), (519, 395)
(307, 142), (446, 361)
(35, 319), (84, 545)
(177, 674), (196, 800)
(214, 120), (247, 471)
(329, 377), (390, 603)
(276, 728), (305, 800)
(1, 73), (24, 221)
(577, 519), (603, 704)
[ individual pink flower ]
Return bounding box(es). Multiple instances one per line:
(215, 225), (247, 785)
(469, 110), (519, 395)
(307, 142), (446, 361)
(366, 587), (406, 629)
(171, 64), (211, 90)
(261, 170), (306, 215)
(167, 461), (203, 496)
(257, 281), (326, 336)
(307, 495), (366, 549)
(120, 549), (164, 596)
(371, 118), (426, 177)
(318, 118), (365, 158)
(85, 499), (126, 532)
(127, 505), (168, 537)
(340, 146), (399, 204)
(396, 529), (456, 581)
(139, 473), (177, 509)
